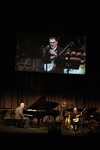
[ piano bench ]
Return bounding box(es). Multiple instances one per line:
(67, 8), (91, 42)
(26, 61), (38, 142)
(4, 119), (25, 128)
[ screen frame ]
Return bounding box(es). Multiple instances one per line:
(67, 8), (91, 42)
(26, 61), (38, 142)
(15, 29), (87, 75)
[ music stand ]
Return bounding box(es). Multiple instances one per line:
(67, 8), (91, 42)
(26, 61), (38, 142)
(56, 57), (81, 74)
(66, 57), (81, 73)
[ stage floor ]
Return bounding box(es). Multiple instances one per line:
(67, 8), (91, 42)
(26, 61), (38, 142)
(0, 119), (100, 136)
(0, 120), (100, 148)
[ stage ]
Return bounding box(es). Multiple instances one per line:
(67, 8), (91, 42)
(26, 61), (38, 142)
(0, 120), (100, 148)
(0, 119), (100, 136)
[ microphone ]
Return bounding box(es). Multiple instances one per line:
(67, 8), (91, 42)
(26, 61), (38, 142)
(45, 45), (50, 50)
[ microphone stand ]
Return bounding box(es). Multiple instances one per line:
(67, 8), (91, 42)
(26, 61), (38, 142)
(59, 42), (74, 74)
(65, 48), (72, 74)
(42, 45), (50, 72)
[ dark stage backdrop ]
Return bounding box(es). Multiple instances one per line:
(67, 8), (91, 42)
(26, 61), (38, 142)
(0, 4), (100, 112)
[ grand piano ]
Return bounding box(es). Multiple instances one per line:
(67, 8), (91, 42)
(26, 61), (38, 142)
(23, 96), (59, 126)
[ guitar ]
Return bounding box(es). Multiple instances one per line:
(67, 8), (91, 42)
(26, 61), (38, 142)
(72, 108), (86, 123)
(44, 59), (56, 72)
(44, 41), (74, 72)
(73, 115), (80, 123)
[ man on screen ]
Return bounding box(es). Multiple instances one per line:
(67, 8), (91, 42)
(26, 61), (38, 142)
(42, 36), (65, 73)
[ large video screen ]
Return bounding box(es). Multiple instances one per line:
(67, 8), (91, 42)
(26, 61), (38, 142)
(15, 30), (86, 75)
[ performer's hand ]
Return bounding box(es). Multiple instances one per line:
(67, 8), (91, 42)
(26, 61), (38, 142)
(50, 50), (57, 59)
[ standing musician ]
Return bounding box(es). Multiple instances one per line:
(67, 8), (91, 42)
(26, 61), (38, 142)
(43, 36), (65, 73)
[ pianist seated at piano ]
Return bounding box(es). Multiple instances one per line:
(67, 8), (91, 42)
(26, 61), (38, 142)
(15, 102), (30, 128)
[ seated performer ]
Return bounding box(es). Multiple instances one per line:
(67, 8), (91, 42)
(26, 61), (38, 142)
(70, 106), (82, 133)
(15, 102), (30, 127)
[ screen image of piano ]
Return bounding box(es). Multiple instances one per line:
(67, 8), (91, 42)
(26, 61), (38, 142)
(23, 96), (59, 126)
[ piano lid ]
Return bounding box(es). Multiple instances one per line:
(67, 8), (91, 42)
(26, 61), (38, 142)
(27, 95), (58, 110)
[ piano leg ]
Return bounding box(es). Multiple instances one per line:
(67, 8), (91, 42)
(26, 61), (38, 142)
(37, 118), (41, 127)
